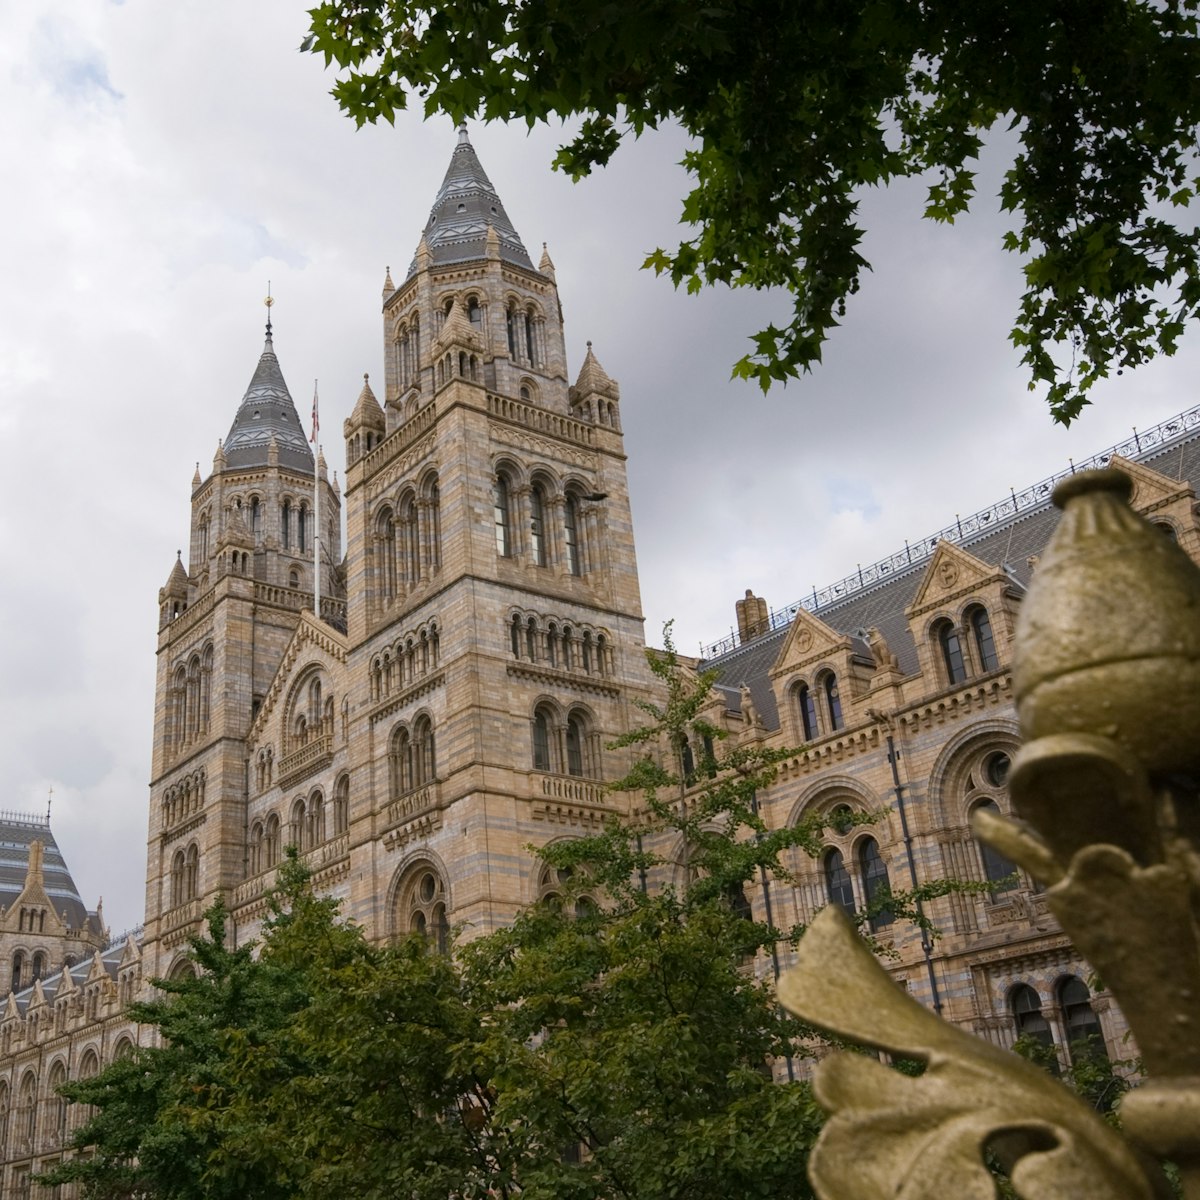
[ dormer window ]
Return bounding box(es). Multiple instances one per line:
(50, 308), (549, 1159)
(968, 606), (999, 672)
(935, 619), (968, 684)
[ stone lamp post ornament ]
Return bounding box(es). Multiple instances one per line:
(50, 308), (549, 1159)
(778, 467), (1200, 1200)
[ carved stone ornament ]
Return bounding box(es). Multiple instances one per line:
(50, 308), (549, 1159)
(778, 468), (1200, 1200)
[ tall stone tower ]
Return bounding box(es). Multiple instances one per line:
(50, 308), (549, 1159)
(147, 318), (344, 978)
(336, 126), (653, 939)
(145, 128), (653, 968)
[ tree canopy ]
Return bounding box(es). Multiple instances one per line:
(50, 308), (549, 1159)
(304, 0), (1200, 422)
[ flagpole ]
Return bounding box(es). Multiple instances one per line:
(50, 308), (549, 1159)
(312, 380), (321, 623)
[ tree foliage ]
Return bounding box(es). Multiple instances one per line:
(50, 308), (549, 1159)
(303, 0), (1200, 422)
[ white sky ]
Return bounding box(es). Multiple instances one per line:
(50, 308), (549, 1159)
(3, 0), (1197, 933)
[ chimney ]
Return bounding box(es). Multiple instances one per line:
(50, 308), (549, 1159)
(736, 589), (770, 644)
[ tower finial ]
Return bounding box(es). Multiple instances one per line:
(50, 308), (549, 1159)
(457, 122), (469, 145)
(264, 282), (274, 339)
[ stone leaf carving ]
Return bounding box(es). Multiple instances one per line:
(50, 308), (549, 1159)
(777, 907), (1159, 1200)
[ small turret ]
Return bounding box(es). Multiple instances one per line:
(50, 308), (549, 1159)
(570, 342), (621, 429)
(191, 462), (202, 491)
(158, 551), (189, 626)
(435, 296), (485, 354)
(382, 264), (394, 300)
(344, 374), (386, 466)
(539, 242), (556, 280)
(213, 439), (226, 474)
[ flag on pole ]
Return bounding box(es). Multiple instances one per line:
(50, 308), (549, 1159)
(311, 380), (320, 443)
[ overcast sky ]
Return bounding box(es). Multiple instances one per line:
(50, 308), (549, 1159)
(3, 0), (1198, 933)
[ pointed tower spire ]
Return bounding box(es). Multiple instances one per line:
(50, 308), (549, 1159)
(539, 242), (556, 279)
(574, 341), (619, 400)
(407, 125), (533, 277)
(382, 265), (394, 299)
(192, 462), (202, 489)
(223, 307), (313, 473)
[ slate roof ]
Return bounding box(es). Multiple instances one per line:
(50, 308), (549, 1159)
(0, 817), (96, 932)
(407, 126), (534, 278)
(704, 408), (1200, 730)
(223, 327), (314, 474)
(10, 940), (127, 1016)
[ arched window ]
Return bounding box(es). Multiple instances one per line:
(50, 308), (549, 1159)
(510, 614), (522, 657)
(532, 706), (553, 772)
(413, 715), (435, 786)
(185, 843), (199, 900)
(935, 619), (968, 684)
(974, 800), (1018, 892)
(48, 1060), (67, 1148)
(796, 683), (819, 740)
(1060, 976), (1107, 1062)
(564, 493), (581, 575)
(390, 726), (413, 796)
(525, 307), (537, 364)
(565, 712), (586, 777)
(333, 773), (350, 835)
(1011, 984), (1055, 1055)
(17, 1073), (36, 1153)
(309, 789), (326, 846)
(526, 617), (537, 661)
(281, 500), (291, 549)
(546, 623), (558, 668)
(506, 305), (517, 357)
(298, 504), (308, 554)
(494, 474), (512, 557)
(824, 849), (855, 916)
(265, 814), (281, 866)
(858, 838), (893, 930)
(397, 867), (450, 953)
(250, 496), (261, 539)
(530, 484), (547, 566)
(467, 295), (481, 328)
(171, 850), (186, 907)
(11, 951), (24, 993)
(292, 797), (308, 851)
(823, 673), (844, 732)
(969, 606), (999, 672)
(31, 953), (46, 982)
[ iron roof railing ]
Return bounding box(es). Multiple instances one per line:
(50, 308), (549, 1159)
(699, 401), (1200, 661)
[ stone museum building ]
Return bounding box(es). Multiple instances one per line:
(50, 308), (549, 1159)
(0, 127), (1194, 1192)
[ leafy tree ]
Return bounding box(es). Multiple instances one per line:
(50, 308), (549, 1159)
(39, 861), (363, 1199)
(304, 0), (1200, 421)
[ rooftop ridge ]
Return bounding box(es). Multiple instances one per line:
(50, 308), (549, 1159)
(0, 812), (51, 829)
(699, 401), (1200, 661)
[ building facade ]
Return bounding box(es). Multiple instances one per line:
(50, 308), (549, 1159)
(0, 127), (1196, 1192)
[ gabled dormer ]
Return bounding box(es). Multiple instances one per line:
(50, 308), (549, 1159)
(905, 540), (1018, 693)
(769, 609), (871, 743)
(1109, 452), (1200, 555)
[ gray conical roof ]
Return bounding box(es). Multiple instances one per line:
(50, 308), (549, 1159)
(224, 327), (314, 473)
(408, 127), (534, 278)
(0, 817), (95, 933)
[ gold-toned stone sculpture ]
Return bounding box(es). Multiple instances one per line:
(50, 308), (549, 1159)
(778, 467), (1200, 1200)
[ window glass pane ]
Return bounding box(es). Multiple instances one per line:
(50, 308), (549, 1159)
(798, 686), (818, 739)
(530, 487), (546, 566)
(824, 676), (843, 731)
(940, 624), (968, 683)
(824, 849), (854, 915)
(533, 712), (551, 771)
(859, 838), (893, 930)
(971, 607), (999, 671)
